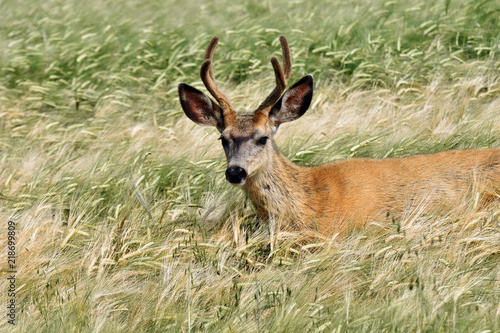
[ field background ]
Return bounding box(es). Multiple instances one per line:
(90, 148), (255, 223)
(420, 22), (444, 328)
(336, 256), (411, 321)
(1, 0), (500, 331)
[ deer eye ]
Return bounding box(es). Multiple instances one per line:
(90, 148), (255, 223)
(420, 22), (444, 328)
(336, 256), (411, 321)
(257, 136), (269, 145)
(219, 136), (229, 147)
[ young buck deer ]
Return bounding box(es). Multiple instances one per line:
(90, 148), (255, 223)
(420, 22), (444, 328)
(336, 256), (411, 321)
(178, 35), (500, 235)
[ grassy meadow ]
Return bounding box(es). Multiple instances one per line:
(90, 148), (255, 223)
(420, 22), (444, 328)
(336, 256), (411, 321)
(1, 0), (500, 331)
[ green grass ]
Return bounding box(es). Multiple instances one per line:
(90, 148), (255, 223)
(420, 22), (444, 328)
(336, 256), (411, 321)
(1, 0), (500, 331)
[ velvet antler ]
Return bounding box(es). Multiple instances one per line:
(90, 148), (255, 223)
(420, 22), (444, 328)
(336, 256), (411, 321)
(200, 36), (237, 127)
(254, 36), (292, 116)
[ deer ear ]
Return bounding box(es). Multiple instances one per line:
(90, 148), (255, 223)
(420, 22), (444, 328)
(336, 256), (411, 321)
(269, 74), (313, 126)
(178, 83), (225, 131)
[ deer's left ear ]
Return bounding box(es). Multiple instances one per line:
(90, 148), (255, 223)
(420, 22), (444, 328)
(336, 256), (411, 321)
(178, 83), (225, 131)
(269, 74), (313, 126)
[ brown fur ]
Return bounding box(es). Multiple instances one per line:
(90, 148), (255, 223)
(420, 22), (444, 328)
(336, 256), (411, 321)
(243, 142), (500, 235)
(178, 35), (500, 237)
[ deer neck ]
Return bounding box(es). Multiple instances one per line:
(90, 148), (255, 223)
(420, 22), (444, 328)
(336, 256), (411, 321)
(242, 145), (312, 228)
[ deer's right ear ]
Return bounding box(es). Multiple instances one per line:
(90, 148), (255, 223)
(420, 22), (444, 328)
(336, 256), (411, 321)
(178, 83), (224, 131)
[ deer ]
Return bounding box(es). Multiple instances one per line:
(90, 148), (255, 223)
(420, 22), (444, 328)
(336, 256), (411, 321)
(178, 35), (500, 237)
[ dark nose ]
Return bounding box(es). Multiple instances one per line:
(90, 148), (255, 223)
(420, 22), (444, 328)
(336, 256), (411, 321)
(226, 166), (247, 184)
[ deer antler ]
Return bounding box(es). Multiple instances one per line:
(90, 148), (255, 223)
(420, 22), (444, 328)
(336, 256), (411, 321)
(200, 36), (236, 126)
(255, 35), (292, 115)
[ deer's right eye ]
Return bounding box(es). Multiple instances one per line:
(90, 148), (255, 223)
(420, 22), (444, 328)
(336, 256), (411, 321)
(219, 136), (229, 147)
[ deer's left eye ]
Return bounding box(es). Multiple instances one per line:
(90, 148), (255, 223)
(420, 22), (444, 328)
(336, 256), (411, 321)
(257, 136), (269, 145)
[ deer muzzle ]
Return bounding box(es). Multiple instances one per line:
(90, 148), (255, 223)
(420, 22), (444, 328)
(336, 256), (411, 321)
(226, 166), (247, 184)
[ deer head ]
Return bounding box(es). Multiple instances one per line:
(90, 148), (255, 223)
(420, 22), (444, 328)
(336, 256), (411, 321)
(178, 36), (313, 185)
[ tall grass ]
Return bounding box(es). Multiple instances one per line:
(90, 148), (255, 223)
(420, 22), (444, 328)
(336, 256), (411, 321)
(1, 0), (500, 331)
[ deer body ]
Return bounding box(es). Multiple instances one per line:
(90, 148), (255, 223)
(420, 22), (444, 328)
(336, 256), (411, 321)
(243, 144), (500, 234)
(178, 36), (500, 235)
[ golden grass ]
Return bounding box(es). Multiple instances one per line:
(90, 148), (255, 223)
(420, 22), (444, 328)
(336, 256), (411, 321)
(1, 73), (500, 331)
(1, 0), (500, 329)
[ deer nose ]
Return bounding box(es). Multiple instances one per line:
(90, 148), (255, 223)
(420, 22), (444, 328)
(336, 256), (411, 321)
(226, 166), (247, 184)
